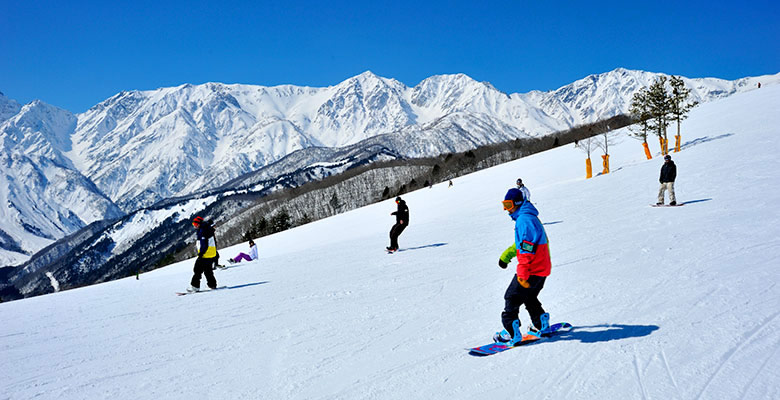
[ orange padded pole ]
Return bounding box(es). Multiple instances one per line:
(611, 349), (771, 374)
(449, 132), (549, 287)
(586, 157), (592, 179)
(643, 142), (652, 159)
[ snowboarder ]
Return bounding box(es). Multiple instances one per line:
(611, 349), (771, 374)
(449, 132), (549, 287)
(387, 196), (409, 251)
(229, 240), (258, 263)
(516, 178), (531, 202)
(494, 188), (551, 344)
(188, 216), (219, 292)
(657, 154), (677, 205)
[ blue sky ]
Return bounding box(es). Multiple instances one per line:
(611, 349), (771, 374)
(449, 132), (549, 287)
(2, 0), (778, 112)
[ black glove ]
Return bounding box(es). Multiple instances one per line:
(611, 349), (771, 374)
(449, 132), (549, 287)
(498, 260), (508, 269)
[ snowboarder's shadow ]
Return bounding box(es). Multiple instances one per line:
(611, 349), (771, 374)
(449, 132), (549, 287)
(682, 198), (712, 205)
(681, 133), (734, 151)
(225, 281), (269, 290)
(543, 221), (563, 226)
(396, 243), (447, 252)
(546, 324), (659, 344)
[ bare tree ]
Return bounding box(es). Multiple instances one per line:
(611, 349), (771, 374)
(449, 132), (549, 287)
(577, 135), (598, 179)
(593, 120), (620, 174)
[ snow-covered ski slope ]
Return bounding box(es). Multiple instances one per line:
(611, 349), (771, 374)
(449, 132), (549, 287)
(2, 85), (779, 399)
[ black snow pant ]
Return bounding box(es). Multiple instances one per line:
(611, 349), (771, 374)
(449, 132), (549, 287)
(191, 257), (218, 289)
(501, 275), (546, 337)
(389, 223), (407, 250)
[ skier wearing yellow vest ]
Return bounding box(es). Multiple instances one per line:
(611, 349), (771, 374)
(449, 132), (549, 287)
(188, 216), (218, 292)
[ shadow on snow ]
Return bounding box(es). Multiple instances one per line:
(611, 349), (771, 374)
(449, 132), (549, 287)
(396, 243), (448, 252)
(545, 323), (659, 344)
(225, 281), (269, 290)
(681, 133), (734, 151)
(682, 198), (712, 205)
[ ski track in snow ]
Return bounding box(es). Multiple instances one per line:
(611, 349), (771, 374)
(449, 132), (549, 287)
(696, 311), (780, 400)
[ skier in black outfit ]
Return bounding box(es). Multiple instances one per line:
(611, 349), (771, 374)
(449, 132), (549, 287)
(387, 196), (409, 251)
(657, 154), (677, 205)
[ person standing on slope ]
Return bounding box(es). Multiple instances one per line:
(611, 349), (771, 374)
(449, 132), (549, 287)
(387, 196), (409, 252)
(657, 154), (677, 206)
(494, 188), (551, 344)
(188, 216), (219, 292)
(516, 178), (531, 202)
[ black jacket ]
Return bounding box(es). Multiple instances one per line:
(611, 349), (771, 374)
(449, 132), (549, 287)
(392, 200), (409, 226)
(660, 161), (677, 183)
(196, 221), (216, 257)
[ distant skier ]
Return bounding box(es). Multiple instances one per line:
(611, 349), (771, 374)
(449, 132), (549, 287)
(229, 240), (258, 263)
(516, 178), (531, 202)
(387, 196), (409, 252)
(493, 188), (551, 344)
(657, 154), (677, 205)
(188, 216), (219, 292)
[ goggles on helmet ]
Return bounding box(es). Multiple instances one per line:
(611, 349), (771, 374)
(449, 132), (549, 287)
(502, 200), (516, 211)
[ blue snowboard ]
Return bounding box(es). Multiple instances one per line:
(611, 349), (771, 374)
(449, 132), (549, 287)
(468, 322), (572, 356)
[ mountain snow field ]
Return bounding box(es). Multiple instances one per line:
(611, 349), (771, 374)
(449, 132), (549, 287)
(1, 86), (778, 399)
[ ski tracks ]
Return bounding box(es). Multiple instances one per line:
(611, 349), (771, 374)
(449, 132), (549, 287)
(660, 349), (680, 393)
(696, 310), (780, 400)
(630, 345), (681, 400)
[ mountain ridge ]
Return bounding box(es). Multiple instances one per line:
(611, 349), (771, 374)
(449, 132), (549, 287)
(1, 68), (777, 266)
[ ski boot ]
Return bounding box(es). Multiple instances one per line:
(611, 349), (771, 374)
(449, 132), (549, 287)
(186, 285), (200, 293)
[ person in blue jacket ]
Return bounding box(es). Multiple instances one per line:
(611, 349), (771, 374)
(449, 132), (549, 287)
(494, 188), (551, 344)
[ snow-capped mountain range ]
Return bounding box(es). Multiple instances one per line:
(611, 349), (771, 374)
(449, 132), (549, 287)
(1, 69), (777, 266)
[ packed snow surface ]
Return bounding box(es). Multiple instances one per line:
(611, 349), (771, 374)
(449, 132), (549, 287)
(1, 86), (778, 399)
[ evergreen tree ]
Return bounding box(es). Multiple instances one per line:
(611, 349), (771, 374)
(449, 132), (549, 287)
(329, 192), (340, 212)
(647, 76), (672, 153)
(270, 210), (291, 233)
(299, 213), (313, 225)
(244, 216), (268, 241)
(669, 76), (698, 145)
(628, 86), (654, 159)
(628, 87), (652, 142)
